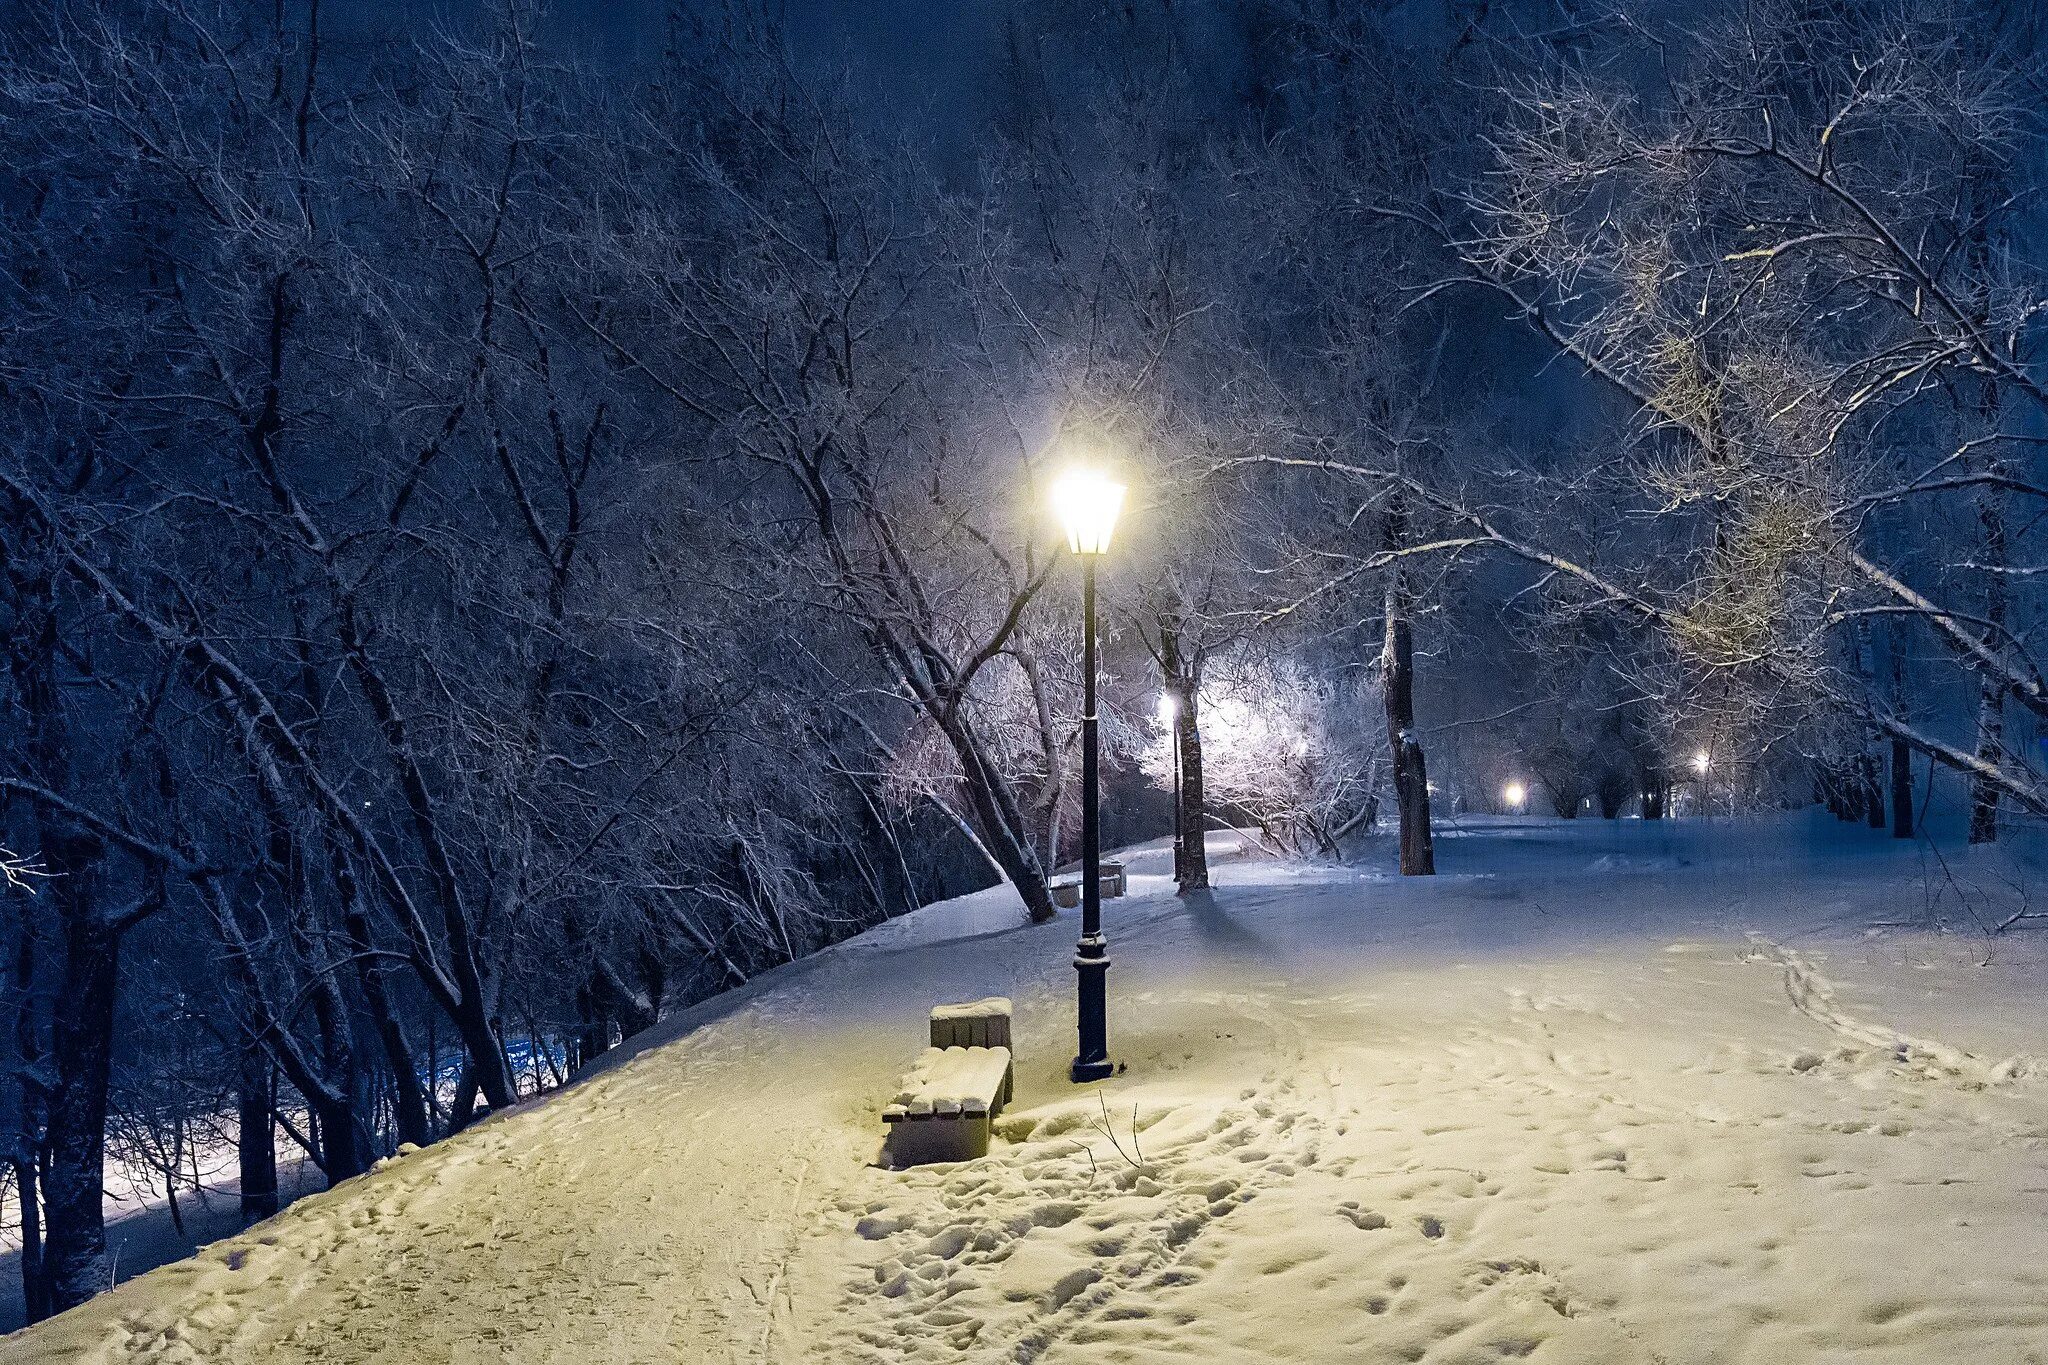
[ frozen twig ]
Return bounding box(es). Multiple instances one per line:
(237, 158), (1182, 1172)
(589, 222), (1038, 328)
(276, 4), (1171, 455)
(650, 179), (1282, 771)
(0, 847), (51, 895)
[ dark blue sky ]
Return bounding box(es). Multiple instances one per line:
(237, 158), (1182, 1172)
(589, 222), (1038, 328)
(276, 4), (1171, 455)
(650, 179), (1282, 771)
(334, 0), (1009, 132)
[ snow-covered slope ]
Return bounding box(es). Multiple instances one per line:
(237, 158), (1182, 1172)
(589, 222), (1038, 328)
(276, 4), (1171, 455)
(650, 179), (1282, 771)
(12, 816), (2048, 1363)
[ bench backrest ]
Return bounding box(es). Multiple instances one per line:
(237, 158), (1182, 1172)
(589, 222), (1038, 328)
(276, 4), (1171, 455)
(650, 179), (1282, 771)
(930, 996), (1012, 1050)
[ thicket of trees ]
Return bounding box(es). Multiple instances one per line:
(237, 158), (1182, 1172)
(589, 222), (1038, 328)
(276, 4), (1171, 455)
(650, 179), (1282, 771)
(3, 0), (2043, 1322)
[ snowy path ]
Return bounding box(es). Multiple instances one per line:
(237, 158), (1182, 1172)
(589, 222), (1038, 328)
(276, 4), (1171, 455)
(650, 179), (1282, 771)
(13, 817), (2048, 1363)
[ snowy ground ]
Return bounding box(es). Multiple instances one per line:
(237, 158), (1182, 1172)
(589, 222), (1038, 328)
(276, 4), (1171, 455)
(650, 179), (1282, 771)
(12, 814), (2048, 1364)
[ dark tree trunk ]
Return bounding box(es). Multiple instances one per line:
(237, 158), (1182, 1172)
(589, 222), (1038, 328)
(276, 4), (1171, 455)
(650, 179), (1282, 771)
(1969, 500), (2009, 845)
(1382, 585), (1435, 875)
(445, 992), (516, 1118)
(310, 1091), (375, 1183)
(937, 709), (1059, 922)
(1818, 764), (1861, 822)
(1158, 619), (1209, 893)
(237, 1047), (279, 1222)
(1969, 683), (2005, 845)
(1890, 738), (1914, 839)
(308, 976), (377, 1185)
(7, 527), (62, 1322)
(1860, 753), (1886, 830)
(6, 866), (50, 1323)
(572, 982), (610, 1071)
(1887, 622), (1916, 840)
(306, 832), (429, 1149)
(1642, 778), (1666, 820)
(42, 836), (118, 1315)
(9, 1154), (47, 1323)
(450, 1060), (481, 1132)
(1175, 688), (1210, 892)
(1595, 773), (1629, 819)
(1547, 781), (1580, 818)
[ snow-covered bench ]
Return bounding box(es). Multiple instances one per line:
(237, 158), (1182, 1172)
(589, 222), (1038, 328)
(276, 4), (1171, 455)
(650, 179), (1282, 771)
(880, 999), (1016, 1166)
(882, 1044), (1013, 1166)
(1050, 859), (1125, 909)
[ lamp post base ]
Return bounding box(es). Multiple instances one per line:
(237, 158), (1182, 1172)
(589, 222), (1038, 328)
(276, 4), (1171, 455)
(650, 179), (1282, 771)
(1071, 939), (1112, 1082)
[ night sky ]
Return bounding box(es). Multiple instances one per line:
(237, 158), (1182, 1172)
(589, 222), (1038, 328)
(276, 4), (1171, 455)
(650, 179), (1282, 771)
(329, 0), (1011, 148)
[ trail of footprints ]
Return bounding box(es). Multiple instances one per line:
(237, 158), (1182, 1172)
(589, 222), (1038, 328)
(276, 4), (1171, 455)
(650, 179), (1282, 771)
(833, 1083), (1332, 1359)
(829, 1078), (1564, 1362)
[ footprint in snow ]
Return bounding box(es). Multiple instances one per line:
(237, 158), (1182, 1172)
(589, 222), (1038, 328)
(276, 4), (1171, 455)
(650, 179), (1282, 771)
(1336, 1201), (1389, 1230)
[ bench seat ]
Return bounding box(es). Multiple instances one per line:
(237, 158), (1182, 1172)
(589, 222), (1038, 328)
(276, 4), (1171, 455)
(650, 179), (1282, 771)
(882, 1045), (1013, 1166)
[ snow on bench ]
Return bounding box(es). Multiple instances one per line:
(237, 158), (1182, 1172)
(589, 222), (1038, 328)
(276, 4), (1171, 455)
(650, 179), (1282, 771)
(882, 1045), (1013, 1166)
(880, 999), (1016, 1167)
(1050, 859), (1125, 909)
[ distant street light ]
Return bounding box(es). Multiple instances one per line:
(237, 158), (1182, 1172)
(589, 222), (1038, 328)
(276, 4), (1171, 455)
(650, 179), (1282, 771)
(1054, 465), (1124, 1084)
(1692, 749), (1711, 774)
(1503, 780), (1527, 812)
(1158, 692), (1183, 885)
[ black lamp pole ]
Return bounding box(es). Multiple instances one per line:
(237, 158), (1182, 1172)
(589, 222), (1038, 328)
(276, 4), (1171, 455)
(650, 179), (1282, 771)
(1071, 553), (1113, 1082)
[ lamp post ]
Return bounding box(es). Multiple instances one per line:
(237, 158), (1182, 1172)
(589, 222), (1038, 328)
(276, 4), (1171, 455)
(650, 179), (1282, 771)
(1159, 692), (1182, 885)
(1053, 466), (1124, 1084)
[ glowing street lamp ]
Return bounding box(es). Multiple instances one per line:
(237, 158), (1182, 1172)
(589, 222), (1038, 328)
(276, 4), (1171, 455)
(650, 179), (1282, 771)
(1692, 750), (1711, 775)
(1054, 465), (1125, 1084)
(1052, 466), (1126, 555)
(1158, 692), (1183, 885)
(1503, 781), (1527, 812)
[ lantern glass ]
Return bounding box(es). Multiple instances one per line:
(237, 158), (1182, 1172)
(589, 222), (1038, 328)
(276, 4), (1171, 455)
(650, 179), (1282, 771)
(1052, 467), (1126, 556)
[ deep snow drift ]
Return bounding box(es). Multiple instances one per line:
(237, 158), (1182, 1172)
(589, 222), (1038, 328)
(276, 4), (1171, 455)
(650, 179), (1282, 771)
(12, 814), (2048, 1363)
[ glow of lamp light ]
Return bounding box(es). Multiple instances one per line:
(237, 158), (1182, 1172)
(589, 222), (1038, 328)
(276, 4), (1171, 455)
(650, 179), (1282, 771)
(1050, 465), (1126, 556)
(1692, 750), (1711, 774)
(1503, 781), (1526, 807)
(1157, 693), (1179, 725)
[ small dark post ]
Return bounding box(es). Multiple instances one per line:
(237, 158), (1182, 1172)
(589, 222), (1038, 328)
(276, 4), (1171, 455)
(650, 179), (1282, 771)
(1072, 556), (1113, 1082)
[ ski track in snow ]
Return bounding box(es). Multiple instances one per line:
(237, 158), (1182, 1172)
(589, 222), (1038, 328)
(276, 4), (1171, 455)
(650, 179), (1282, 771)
(14, 817), (2048, 1363)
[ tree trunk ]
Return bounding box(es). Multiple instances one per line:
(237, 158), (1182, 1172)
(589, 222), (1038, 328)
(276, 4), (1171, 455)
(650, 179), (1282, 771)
(450, 1060), (481, 1132)
(237, 1047), (279, 1222)
(1969, 493), (2010, 845)
(312, 987), (377, 1184)
(1890, 737), (1914, 839)
(572, 982), (611, 1072)
(1382, 602), (1436, 874)
(310, 1090), (375, 1183)
(42, 836), (118, 1315)
(1970, 679), (2005, 845)
(1158, 618), (1210, 893)
(6, 861), (50, 1323)
(939, 712), (1059, 922)
(333, 856), (431, 1149)
(1860, 753), (1885, 830)
(1175, 687), (1210, 892)
(9, 1153), (47, 1323)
